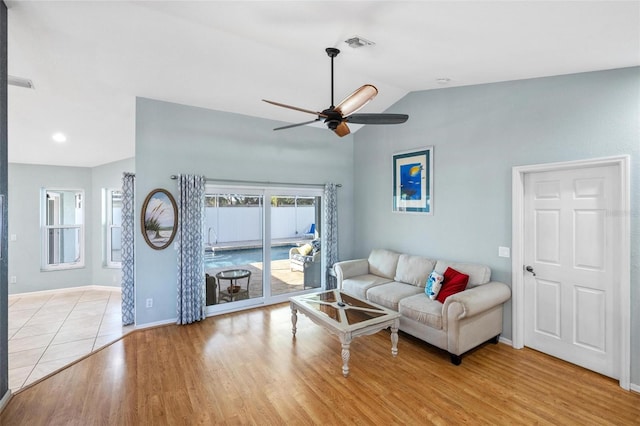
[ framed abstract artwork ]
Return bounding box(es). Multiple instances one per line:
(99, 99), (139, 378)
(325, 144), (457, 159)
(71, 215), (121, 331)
(392, 147), (433, 214)
(141, 188), (178, 250)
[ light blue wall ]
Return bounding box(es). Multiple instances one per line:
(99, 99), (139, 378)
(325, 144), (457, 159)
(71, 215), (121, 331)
(8, 158), (134, 294)
(352, 67), (640, 384)
(8, 164), (93, 293)
(134, 98), (355, 325)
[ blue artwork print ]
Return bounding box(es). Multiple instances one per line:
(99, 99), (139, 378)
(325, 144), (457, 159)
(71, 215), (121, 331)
(400, 163), (422, 200)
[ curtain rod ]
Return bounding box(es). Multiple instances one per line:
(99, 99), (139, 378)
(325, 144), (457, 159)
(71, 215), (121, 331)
(170, 175), (341, 188)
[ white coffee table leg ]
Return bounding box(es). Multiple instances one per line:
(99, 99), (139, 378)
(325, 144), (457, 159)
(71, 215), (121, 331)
(391, 319), (399, 357)
(339, 334), (352, 377)
(290, 304), (298, 336)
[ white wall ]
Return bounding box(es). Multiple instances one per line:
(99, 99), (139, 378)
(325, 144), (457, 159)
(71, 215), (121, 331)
(352, 67), (640, 385)
(205, 205), (315, 243)
(135, 98), (355, 325)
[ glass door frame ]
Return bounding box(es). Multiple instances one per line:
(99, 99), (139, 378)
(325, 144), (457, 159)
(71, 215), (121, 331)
(205, 184), (324, 316)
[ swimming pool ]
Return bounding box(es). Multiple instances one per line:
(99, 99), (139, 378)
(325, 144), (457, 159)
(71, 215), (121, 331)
(204, 245), (295, 269)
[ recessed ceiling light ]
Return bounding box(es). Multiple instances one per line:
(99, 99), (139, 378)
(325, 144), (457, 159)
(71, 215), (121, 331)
(52, 132), (67, 143)
(436, 78), (451, 85)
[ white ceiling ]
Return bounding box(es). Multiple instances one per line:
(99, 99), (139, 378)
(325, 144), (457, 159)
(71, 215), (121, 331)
(6, 1), (640, 167)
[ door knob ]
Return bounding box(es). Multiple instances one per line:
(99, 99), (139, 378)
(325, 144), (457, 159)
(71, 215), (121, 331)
(525, 265), (536, 276)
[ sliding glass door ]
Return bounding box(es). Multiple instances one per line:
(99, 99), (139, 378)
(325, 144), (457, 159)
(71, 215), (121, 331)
(204, 185), (323, 311)
(269, 193), (322, 297)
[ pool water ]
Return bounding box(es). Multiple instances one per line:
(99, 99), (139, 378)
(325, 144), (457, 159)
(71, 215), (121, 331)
(204, 245), (295, 269)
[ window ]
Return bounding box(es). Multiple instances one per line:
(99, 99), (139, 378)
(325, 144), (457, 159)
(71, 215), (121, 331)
(41, 188), (85, 270)
(104, 189), (122, 268)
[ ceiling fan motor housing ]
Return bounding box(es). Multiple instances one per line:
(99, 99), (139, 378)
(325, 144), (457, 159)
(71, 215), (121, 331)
(321, 109), (343, 130)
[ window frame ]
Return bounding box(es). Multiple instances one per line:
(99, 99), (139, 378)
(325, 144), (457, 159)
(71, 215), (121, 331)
(40, 188), (85, 271)
(104, 188), (122, 268)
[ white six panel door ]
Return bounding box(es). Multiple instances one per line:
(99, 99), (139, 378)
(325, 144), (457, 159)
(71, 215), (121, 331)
(523, 165), (619, 379)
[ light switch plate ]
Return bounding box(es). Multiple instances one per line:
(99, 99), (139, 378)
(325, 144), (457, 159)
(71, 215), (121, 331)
(498, 246), (510, 258)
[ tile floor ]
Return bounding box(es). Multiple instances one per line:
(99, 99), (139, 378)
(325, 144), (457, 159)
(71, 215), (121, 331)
(8, 288), (133, 392)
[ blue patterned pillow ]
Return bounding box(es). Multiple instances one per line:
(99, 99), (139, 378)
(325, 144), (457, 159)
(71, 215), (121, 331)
(425, 271), (444, 300)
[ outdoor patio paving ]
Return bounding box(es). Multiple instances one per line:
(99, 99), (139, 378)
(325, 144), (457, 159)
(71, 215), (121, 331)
(206, 258), (316, 304)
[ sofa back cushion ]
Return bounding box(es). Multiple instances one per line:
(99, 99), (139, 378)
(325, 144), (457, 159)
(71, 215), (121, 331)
(394, 254), (436, 287)
(368, 249), (401, 280)
(434, 260), (491, 287)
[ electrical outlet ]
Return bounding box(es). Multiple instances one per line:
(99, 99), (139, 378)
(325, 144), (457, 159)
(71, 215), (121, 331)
(146, 298), (153, 308)
(9, 276), (16, 284)
(498, 246), (511, 258)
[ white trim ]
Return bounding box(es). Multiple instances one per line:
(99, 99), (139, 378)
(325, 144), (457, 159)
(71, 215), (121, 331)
(630, 383), (640, 394)
(104, 188), (123, 269)
(498, 336), (513, 346)
(0, 390), (12, 414)
(9, 285), (121, 300)
(511, 155), (631, 390)
(40, 188), (86, 271)
(134, 318), (176, 330)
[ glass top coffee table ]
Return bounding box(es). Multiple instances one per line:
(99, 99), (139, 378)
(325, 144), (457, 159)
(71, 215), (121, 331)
(216, 269), (251, 302)
(289, 289), (400, 377)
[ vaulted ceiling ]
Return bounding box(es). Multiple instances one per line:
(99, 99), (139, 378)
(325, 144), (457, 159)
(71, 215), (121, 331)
(6, 1), (639, 167)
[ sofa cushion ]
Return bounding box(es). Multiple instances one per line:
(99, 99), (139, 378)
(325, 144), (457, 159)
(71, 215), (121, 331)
(398, 294), (443, 330)
(434, 260), (491, 287)
(394, 254), (436, 287)
(298, 244), (313, 256)
(436, 267), (469, 303)
(366, 282), (424, 311)
(342, 274), (392, 299)
(368, 249), (401, 280)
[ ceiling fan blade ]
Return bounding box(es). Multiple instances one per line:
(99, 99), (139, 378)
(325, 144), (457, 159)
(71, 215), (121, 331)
(346, 113), (409, 125)
(273, 119), (320, 131)
(334, 84), (378, 117)
(262, 99), (328, 118)
(333, 122), (351, 137)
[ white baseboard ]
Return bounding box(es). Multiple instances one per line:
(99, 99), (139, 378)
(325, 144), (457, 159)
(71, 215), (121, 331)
(630, 382), (640, 394)
(498, 336), (513, 346)
(0, 389), (11, 414)
(9, 285), (121, 300)
(134, 318), (177, 330)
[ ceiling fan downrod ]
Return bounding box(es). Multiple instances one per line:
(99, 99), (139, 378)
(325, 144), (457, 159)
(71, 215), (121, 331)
(326, 47), (340, 108)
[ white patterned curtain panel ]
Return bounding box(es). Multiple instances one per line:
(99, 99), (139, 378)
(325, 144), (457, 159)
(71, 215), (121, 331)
(176, 174), (206, 325)
(323, 183), (339, 289)
(121, 172), (135, 326)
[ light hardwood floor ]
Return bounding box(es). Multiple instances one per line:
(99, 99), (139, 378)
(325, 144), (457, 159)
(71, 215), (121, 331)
(1, 303), (638, 425)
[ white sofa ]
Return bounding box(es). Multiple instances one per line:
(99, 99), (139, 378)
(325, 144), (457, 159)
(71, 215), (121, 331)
(334, 249), (511, 364)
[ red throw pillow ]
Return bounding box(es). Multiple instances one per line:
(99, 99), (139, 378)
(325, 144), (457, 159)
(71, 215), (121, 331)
(436, 267), (469, 303)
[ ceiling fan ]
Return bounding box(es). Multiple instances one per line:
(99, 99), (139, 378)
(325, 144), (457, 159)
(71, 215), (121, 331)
(263, 47), (409, 137)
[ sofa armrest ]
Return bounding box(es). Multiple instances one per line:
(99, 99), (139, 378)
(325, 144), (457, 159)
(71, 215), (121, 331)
(334, 259), (369, 289)
(442, 282), (511, 328)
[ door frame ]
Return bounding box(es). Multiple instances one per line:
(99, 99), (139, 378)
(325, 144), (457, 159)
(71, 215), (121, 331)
(511, 155), (630, 390)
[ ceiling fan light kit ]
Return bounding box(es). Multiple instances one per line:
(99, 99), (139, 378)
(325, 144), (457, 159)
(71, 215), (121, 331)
(262, 47), (408, 137)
